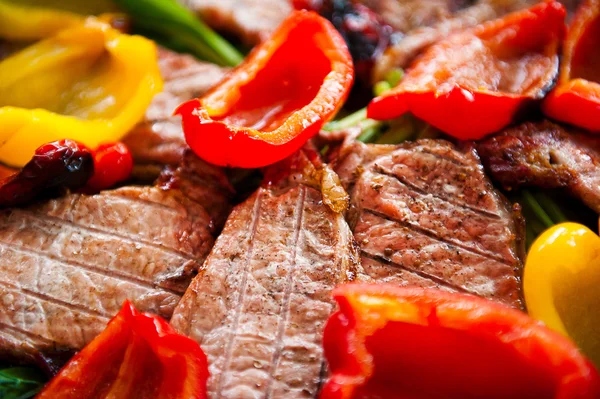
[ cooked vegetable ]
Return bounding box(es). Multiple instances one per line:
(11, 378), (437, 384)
(367, 1), (566, 139)
(0, 367), (45, 399)
(86, 142), (133, 191)
(177, 10), (354, 168)
(0, 17), (162, 167)
(525, 223), (600, 369)
(543, 0), (600, 132)
(0, 139), (93, 208)
(322, 284), (600, 399)
(37, 301), (209, 399)
(113, 0), (244, 67)
(0, 0), (83, 41)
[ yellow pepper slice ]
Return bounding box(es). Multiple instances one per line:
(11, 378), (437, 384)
(525, 222), (600, 367)
(0, 18), (163, 167)
(0, 0), (84, 41)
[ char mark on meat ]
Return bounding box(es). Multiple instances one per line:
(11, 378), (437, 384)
(123, 48), (228, 167)
(476, 120), (600, 213)
(0, 151), (233, 373)
(170, 147), (362, 398)
(332, 138), (524, 309)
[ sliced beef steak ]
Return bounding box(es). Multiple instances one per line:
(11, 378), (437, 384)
(171, 148), (361, 398)
(123, 48), (228, 166)
(178, 0), (292, 46)
(477, 121), (600, 213)
(0, 151), (233, 371)
(332, 139), (524, 308)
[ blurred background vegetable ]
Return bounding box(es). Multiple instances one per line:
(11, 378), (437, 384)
(0, 367), (45, 399)
(525, 222), (600, 369)
(113, 0), (244, 66)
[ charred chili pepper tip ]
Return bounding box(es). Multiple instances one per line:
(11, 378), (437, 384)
(0, 139), (93, 208)
(322, 284), (600, 399)
(37, 301), (209, 399)
(176, 10), (354, 169)
(543, 0), (600, 132)
(366, 1), (566, 140)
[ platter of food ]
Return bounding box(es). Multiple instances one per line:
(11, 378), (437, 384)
(0, 0), (599, 398)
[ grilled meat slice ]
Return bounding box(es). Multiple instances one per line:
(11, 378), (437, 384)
(178, 0), (292, 46)
(170, 148), (362, 398)
(332, 139), (524, 308)
(0, 151), (233, 372)
(123, 48), (228, 166)
(477, 121), (600, 213)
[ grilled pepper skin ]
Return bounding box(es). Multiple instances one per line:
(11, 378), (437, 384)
(176, 10), (353, 168)
(525, 223), (600, 369)
(366, 1), (566, 140)
(321, 284), (600, 399)
(0, 17), (162, 167)
(543, 0), (600, 132)
(37, 301), (209, 399)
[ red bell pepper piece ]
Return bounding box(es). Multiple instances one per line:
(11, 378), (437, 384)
(37, 301), (209, 399)
(366, 1), (566, 140)
(543, 0), (600, 132)
(322, 284), (600, 399)
(176, 10), (353, 168)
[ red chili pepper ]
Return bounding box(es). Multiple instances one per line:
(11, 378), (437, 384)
(176, 10), (354, 168)
(37, 301), (209, 399)
(543, 0), (600, 132)
(0, 139), (93, 207)
(322, 284), (600, 399)
(86, 142), (133, 191)
(366, 1), (566, 140)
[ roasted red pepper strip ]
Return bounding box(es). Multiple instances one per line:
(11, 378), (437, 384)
(37, 301), (209, 399)
(176, 10), (353, 168)
(543, 0), (600, 132)
(367, 1), (566, 139)
(322, 284), (600, 399)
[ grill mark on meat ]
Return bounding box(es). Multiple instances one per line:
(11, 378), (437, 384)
(360, 250), (469, 294)
(373, 165), (501, 219)
(0, 322), (54, 346)
(264, 186), (306, 399)
(363, 207), (510, 265)
(104, 191), (190, 215)
(0, 280), (111, 319)
(0, 240), (181, 296)
(215, 188), (264, 399)
(20, 210), (200, 267)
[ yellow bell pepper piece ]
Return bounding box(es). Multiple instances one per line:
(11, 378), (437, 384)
(0, 18), (163, 167)
(0, 0), (84, 41)
(525, 222), (600, 367)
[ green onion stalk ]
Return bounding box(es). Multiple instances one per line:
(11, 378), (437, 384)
(113, 0), (244, 67)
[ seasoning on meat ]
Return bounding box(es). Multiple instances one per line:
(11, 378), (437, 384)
(123, 48), (228, 166)
(0, 150), (233, 373)
(476, 120), (600, 213)
(170, 147), (363, 398)
(332, 138), (524, 308)
(178, 0), (292, 46)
